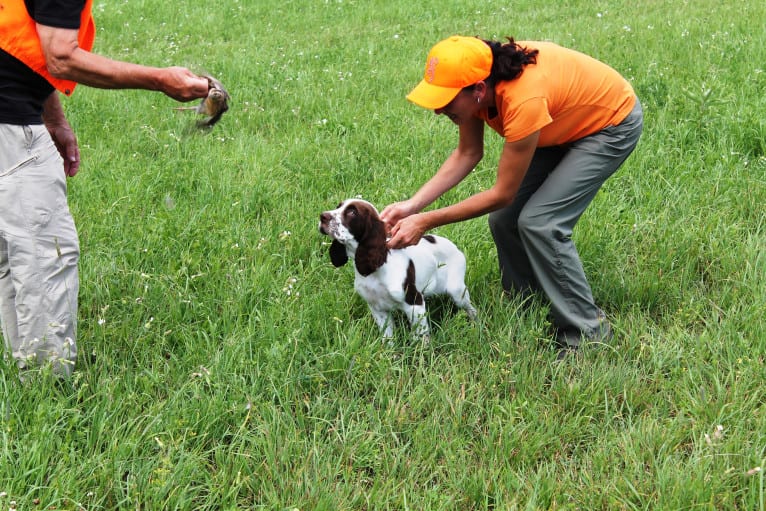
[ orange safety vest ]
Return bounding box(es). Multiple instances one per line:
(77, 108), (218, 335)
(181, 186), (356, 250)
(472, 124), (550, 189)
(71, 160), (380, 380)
(0, 0), (95, 96)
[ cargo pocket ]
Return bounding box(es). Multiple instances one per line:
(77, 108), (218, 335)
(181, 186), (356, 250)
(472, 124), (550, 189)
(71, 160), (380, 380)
(17, 147), (68, 234)
(0, 154), (39, 178)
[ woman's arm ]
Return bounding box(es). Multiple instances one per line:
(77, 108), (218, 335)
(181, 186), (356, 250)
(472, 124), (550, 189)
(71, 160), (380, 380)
(409, 116), (486, 210)
(381, 116), (485, 227)
(387, 130), (540, 248)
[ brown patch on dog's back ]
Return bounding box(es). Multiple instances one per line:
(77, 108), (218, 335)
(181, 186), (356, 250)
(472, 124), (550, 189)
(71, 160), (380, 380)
(423, 235), (437, 243)
(403, 259), (424, 306)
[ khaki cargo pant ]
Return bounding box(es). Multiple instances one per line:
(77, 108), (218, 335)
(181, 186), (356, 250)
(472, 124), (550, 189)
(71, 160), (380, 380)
(0, 123), (79, 377)
(488, 99), (644, 339)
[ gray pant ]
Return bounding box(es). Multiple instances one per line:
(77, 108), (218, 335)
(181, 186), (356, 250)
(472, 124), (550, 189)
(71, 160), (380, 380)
(0, 123), (79, 377)
(489, 99), (643, 337)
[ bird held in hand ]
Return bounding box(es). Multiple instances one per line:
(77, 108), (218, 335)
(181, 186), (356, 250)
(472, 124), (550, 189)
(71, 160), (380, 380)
(176, 75), (230, 127)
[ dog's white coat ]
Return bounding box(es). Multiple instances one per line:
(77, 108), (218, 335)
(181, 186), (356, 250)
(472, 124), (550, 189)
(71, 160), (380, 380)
(319, 199), (477, 339)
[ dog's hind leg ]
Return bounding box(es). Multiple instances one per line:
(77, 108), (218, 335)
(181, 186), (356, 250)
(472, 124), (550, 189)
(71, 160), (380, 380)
(447, 282), (478, 321)
(443, 255), (477, 321)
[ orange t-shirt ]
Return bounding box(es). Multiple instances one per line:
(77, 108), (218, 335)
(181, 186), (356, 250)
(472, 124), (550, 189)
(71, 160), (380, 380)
(479, 41), (636, 146)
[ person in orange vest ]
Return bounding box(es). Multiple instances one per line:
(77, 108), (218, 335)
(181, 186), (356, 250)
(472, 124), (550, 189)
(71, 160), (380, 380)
(381, 36), (643, 360)
(0, 0), (209, 378)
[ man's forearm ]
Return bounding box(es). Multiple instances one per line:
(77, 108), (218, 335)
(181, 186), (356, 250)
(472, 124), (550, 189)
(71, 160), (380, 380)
(41, 91), (68, 126)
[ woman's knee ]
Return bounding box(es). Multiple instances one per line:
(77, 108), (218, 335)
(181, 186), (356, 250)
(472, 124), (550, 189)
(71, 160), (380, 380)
(488, 206), (521, 233)
(517, 207), (545, 236)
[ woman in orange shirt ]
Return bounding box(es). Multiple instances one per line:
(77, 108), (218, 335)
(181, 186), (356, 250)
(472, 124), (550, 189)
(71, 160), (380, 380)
(381, 36), (643, 358)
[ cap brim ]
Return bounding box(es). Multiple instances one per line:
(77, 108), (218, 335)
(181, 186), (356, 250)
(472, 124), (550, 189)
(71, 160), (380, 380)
(406, 79), (462, 109)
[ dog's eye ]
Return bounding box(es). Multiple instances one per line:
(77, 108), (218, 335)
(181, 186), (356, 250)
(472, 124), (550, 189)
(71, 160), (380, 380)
(345, 206), (357, 217)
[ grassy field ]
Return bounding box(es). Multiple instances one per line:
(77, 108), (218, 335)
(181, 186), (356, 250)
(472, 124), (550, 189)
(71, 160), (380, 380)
(2, 0), (765, 509)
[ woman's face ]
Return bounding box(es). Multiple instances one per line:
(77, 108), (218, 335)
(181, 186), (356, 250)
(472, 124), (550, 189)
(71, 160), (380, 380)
(434, 88), (479, 125)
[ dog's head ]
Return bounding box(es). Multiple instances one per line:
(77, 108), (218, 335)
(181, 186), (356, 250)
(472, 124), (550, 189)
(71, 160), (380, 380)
(319, 199), (388, 276)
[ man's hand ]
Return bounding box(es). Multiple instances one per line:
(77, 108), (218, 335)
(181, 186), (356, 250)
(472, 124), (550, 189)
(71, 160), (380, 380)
(160, 67), (210, 102)
(48, 122), (80, 177)
(42, 92), (80, 176)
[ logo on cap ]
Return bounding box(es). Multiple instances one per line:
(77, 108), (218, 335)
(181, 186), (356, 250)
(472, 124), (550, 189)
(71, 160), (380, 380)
(425, 57), (439, 84)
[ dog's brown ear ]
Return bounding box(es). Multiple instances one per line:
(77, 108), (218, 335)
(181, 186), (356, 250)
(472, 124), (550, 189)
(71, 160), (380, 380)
(329, 240), (348, 267)
(354, 217), (388, 276)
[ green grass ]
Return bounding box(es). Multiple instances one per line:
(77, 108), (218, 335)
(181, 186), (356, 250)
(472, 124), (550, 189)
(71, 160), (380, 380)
(2, 0), (765, 509)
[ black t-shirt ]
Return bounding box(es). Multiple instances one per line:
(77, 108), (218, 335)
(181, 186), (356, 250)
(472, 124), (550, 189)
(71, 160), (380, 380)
(0, 0), (86, 124)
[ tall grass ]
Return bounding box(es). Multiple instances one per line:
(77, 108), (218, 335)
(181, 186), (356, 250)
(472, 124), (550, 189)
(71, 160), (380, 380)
(2, 0), (764, 509)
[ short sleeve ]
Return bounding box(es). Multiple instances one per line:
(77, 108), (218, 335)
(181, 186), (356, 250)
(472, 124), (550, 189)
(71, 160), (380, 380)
(501, 96), (553, 143)
(27, 0), (86, 29)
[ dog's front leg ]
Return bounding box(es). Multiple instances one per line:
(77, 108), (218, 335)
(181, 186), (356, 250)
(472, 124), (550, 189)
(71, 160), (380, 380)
(403, 304), (430, 344)
(369, 306), (394, 340)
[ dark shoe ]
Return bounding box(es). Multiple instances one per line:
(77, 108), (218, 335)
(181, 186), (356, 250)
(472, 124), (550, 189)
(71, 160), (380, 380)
(591, 308), (614, 345)
(555, 345), (579, 361)
(554, 309), (614, 355)
(555, 327), (584, 348)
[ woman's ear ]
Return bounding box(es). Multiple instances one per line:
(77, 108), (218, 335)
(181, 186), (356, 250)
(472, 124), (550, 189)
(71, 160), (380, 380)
(473, 80), (489, 103)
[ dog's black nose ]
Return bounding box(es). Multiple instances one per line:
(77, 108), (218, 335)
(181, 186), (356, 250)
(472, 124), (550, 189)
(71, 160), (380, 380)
(319, 212), (332, 234)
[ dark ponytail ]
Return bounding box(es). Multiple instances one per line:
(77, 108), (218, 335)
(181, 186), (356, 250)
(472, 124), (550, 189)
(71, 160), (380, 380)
(482, 37), (538, 84)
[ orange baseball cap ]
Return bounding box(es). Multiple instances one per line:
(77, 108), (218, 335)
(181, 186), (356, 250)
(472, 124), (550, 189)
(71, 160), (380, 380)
(407, 35), (493, 109)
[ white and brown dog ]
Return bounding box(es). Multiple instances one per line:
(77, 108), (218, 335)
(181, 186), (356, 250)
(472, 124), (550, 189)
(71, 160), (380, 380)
(319, 199), (477, 341)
